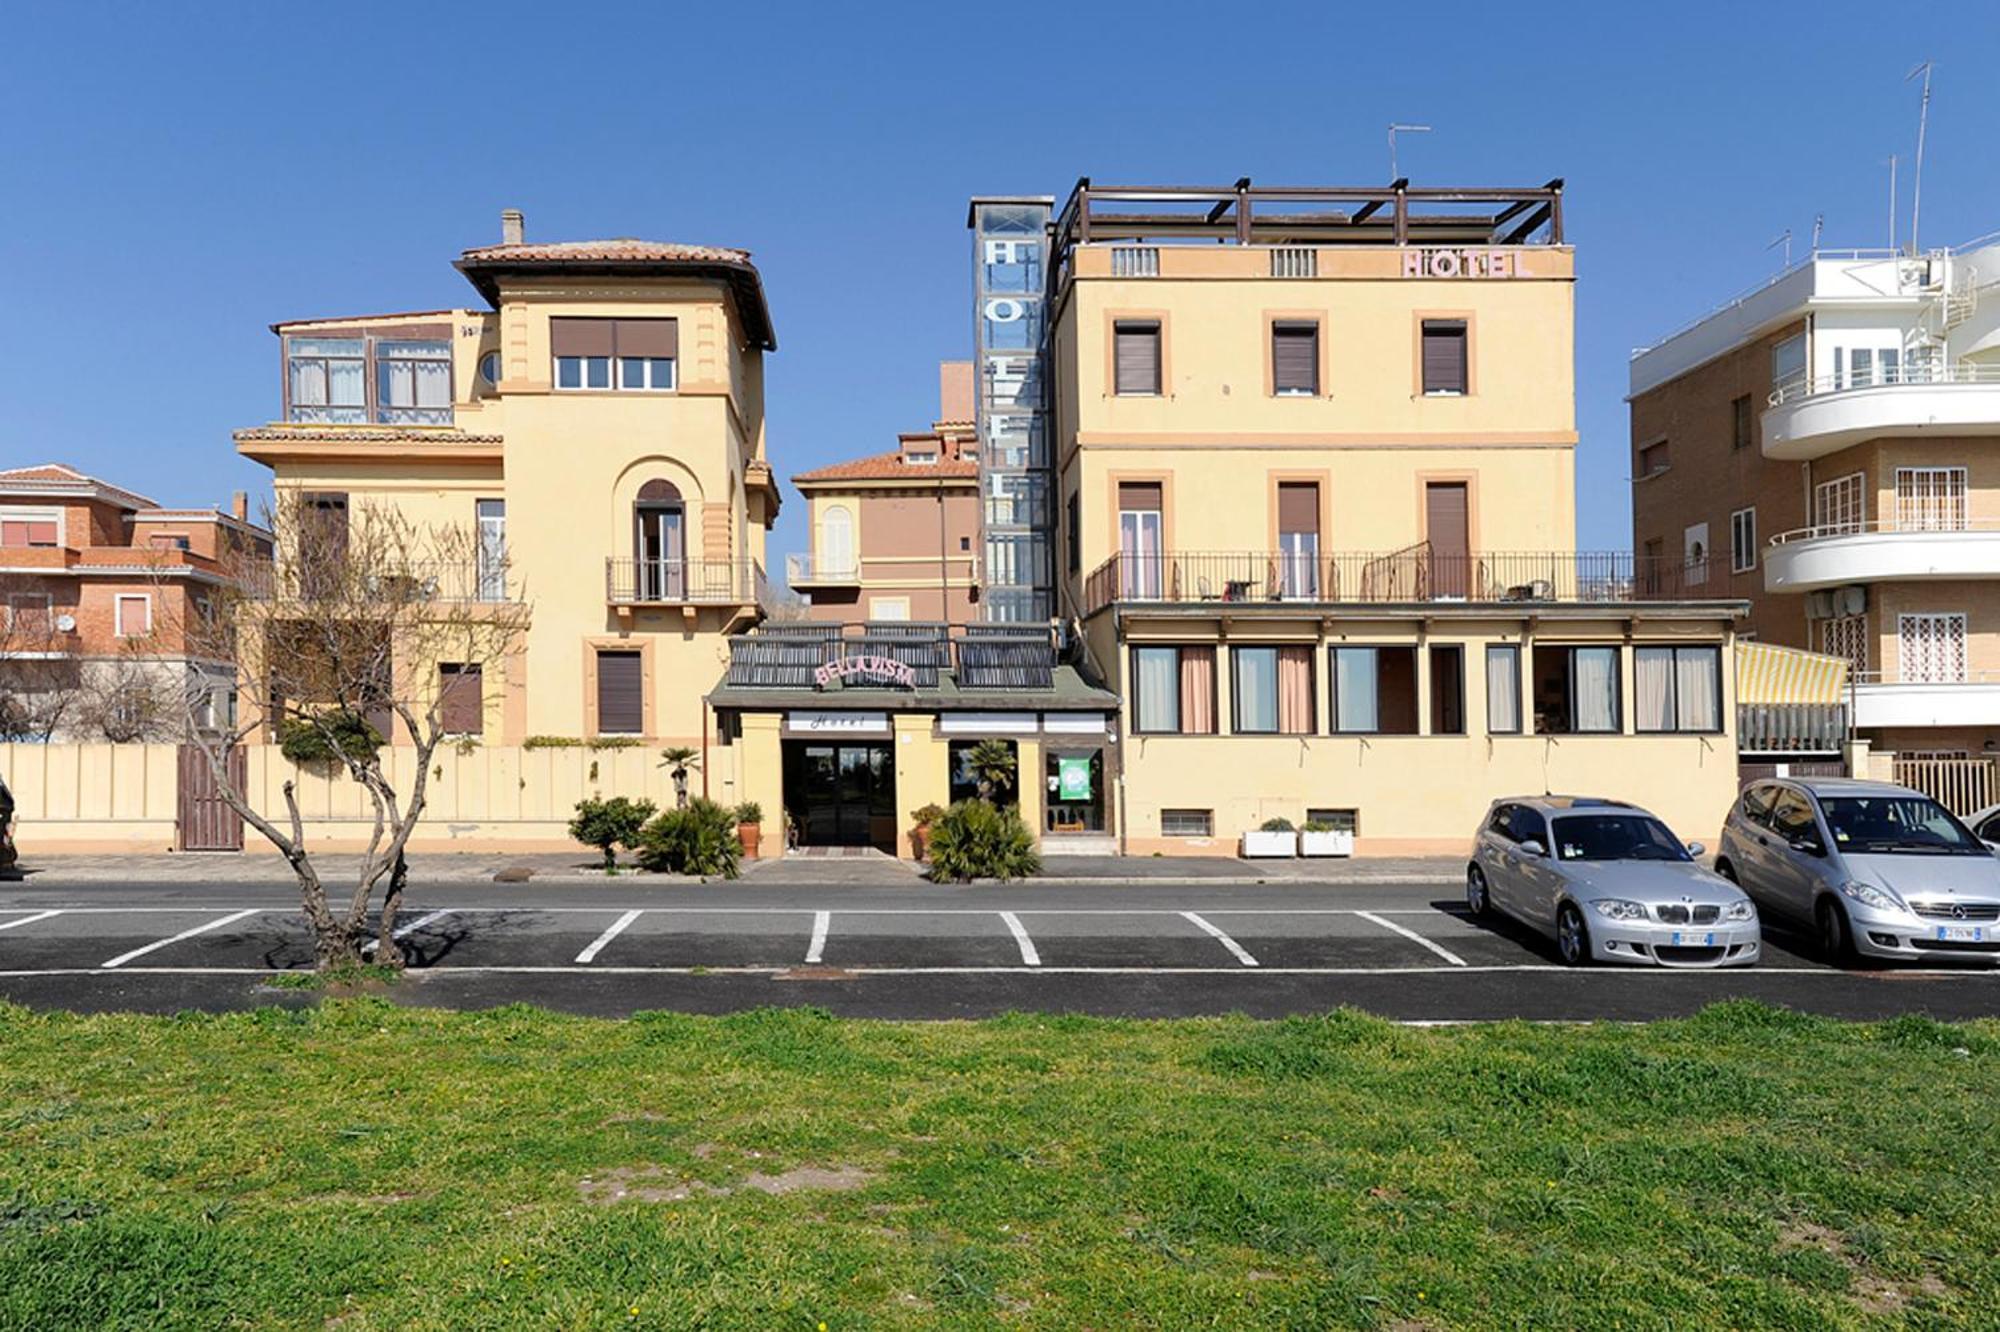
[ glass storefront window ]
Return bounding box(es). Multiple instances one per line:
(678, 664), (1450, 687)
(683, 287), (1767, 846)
(1045, 748), (1105, 834)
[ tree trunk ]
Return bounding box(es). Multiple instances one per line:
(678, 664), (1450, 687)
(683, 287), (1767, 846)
(374, 851), (409, 968)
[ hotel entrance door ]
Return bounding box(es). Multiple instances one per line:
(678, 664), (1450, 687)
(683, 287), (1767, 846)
(782, 742), (896, 852)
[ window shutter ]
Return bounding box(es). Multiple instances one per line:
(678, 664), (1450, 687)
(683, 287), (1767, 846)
(1278, 483), (1319, 535)
(1113, 322), (1161, 395)
(439, 664), (483, 735)
(550, 318), (615, 356)
(613, 318), (678, 358)
(1421, 321), (1468, 393)
(1272, 322), (1318, 394)
(1117, 481), (1162, 513)
(596, 651), (644, 735)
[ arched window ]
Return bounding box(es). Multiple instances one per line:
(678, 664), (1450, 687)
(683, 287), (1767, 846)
(634, 480), (686, 600)
(819, 504), (854, 576)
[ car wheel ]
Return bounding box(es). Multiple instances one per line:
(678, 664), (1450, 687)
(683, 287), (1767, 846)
(1466, 864), (1492, 918)
(1816, 897), (1858, 966)
(1556, 903), (1591, 966)
(1714, 859), (1738, 884)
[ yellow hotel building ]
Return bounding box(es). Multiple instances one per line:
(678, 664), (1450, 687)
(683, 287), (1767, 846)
(235, 211), (778, 750)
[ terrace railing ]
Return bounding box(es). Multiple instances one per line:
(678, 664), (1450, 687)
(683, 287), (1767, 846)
(605, 557), (765, 608)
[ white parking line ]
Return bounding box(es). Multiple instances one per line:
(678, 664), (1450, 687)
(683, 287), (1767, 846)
(361, 909), (453, 956)
(1181, 911), (1259, 967)
(1356, 910), (1467, 966)
(575, 910), (643, 965)
(101, 909), (260, 969)
(999, 911), (1041, 966)
(805, 911), (831, 964)
(0, 910), (62, 932)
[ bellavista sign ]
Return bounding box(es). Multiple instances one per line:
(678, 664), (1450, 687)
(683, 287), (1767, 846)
(814, 654), (917, 689)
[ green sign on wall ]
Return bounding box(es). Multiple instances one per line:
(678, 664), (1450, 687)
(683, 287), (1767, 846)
(1056, 755), (1092, 802)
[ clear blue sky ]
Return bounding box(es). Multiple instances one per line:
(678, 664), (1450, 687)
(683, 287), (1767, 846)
(3, 2), (1992, 561)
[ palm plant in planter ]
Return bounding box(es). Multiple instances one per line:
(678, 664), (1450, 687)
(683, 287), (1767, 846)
(733, 801), (764, 859)
(909, 803), (947, 860)
(659, 746), (700, 809)
(963, 739), (1018, 805)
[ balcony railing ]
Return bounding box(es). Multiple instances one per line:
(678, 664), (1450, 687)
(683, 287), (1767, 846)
(1769, 516), (2000, 545)
(1082, 545), (1716, 614)
(785, 552), (859, 586)
(1768, 362), (2000, 407)
(606, 557), (766, 608)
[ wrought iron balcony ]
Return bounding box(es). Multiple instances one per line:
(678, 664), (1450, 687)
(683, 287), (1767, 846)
(605, 557), (766, 608)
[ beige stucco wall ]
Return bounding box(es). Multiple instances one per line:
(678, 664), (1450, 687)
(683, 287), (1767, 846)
(0, 743), (180, 851)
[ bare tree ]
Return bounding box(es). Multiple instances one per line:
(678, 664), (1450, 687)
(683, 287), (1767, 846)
(0, 576), (85, 742)
(169, 495), (529, 968)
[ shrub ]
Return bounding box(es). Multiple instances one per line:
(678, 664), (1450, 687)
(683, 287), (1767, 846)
(1259, 816), (1296, 832)
(925, 799), (1040, 883)
(568, 796), (659, 871)
(910, 803), (947, 827)
(1301, 820), (1333, 833)
(636, 797), (743, 879)
(278, 712), (383, 767)
(523, 735), (581, 750)
(733, 801), (763, 826)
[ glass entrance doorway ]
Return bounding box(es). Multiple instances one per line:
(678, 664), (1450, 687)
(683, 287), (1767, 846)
(782, 742), (896, 852)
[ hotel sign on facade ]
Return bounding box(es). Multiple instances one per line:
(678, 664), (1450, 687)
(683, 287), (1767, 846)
(1401, 247), (1520, 278)
(971, 198), (1054, 623)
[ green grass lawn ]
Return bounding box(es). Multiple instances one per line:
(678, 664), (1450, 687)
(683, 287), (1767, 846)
(1, 999), (1995, 1330)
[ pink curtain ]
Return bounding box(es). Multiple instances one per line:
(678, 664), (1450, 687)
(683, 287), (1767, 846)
(1277, 645), (1314, 733)
(1180, 648), (1215, 734)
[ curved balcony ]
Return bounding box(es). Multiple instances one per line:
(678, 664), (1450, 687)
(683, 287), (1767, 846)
(1851, 671), (2000, 731)
(1761, 365), (2000, 460)
(1764, 521), (2000, 592)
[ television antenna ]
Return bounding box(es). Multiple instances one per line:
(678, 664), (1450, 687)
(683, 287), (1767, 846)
(1811, 213), (1824, 252)
(1387, 123), (1430, 180)
(1906, 60), (1933, 254)
(1884, 154), (1898, 252)
(1767, 228), (1793, 271)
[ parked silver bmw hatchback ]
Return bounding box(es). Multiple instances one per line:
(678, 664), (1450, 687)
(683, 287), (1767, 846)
(1467, 796), (1760, 967)
(1717, 778), (2000, 965)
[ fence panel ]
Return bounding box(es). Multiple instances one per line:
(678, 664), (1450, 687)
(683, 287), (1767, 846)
(1892, 757), (1998, 816)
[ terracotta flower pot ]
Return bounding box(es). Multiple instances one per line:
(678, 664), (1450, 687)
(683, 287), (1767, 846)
(737, 822), (761, 859)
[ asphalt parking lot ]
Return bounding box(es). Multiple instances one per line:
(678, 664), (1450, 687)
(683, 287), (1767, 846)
(5, 876), (2000, 1021)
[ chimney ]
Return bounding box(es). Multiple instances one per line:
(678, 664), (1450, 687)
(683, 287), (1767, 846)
(230, 491), (248, 522)
(501, 209), (524, 246)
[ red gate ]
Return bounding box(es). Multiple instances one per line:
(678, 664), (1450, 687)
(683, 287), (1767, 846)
(177, 745), (245, 851)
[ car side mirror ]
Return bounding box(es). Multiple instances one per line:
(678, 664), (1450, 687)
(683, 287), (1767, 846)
(1520, 838), (1547, 858)
(1685, 841), (1706, 859)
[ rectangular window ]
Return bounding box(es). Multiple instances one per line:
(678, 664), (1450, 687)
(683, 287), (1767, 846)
(1772, 333), (1806, 397)
(1821, 614), (1868, 674)
(6, 593), (53, 634)
(286, 337), (367, 423)
(1730, 507), (1757, 574)
(476, 499), (506, 602)
(1420, 320), (1468, 395)
(1161, 808), (1214, 837)
(1132, 645), (1217, 735)
(0, 519), (59, 547)
(1277, 482), (1320, 598)
(1533, 645), (1621, 734)
(1113, 320), (1162, 395)
(1117, 481), (1164, 599)
(1813, 473), (1865, 535)
(1731, 394), (1753, 450)
(595, 649), (644, 735)
(1065, 492), (1080, 576)
(1271, 321), (1319, 396)
(1330, 646), (1419, 735)
(1895, 467), (1967, 532)
(375, 340), (452, 424)
(114, 593), (151, 638)
(1635, 645), (1722, 733)
(1429, 644), (1465, 735)
(147, 534), (192, 552)
(1485, 644), (1522, 733)
(552, 317), (677, 393)
(1638, 440), (1670, 477)
(1232, 645), (1315, 734)
(438, 663), (483, 736)
(1305, 808), (1357, 835)
(1898, 613), (1966, 684)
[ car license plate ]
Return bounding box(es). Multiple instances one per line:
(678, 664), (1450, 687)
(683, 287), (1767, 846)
(1935, 925), (1985, 943)
(1670, 932), (1715, 947)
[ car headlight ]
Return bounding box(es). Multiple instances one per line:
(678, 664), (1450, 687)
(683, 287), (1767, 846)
(1724, 900), (1756, 922)
(1839, 880), (1902, 913)
(1591, 899), (1648, 921)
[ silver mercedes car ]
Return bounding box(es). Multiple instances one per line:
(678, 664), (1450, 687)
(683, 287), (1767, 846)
(1468, 796), (1761, 967)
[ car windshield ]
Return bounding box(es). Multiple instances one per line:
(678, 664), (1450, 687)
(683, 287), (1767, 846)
(1820, 795), (1985, 855)
(1551, 814), (1689, 862)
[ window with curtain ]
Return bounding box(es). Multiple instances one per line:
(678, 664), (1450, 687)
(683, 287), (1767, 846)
(1118, 482), (1163, 599)
(1232, 646), (1313, 734)
(1133, 645), (1216, 735)
(287, 337), (366, 423)
(1534, 645), (1620, 734)
(1330, 646), (1419, 734)
(1486, 645), (1521, 734)
(1635, 645), (1722, 733)
(818, 505), (855, 576)
(1277, 482), (1320, 598)
(375, 340), (452, 424)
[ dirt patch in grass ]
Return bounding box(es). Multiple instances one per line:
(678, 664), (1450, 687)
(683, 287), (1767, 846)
(1779, 1220), (1947, 1316)
(577, 1162), (875, 1205)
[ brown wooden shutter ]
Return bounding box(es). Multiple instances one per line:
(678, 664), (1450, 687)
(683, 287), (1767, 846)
(1272, 322), (1318, 394)
(1278, 482), (1319, 535)
(1118, 481), (1162, 512)
(1421, 321), (1468, 393)
(596, 651), (644, 735)
(1425, 482), (1470, 597)
(1113, 321), (1161, 395)
(613, 318), (678, 357)
(438, 664), (483, 735)
(550, 318), (615, 356)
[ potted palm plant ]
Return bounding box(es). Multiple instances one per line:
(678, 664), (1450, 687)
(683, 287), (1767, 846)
(909, 803), (946, 860)
(659, 746), (700, 809)
(963, 739), (1017, 805)
(734, 801), (763, 859)
(1243, 815), (1298, 858)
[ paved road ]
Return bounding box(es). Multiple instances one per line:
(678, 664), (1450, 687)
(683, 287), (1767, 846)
(3, 878), (1998, 1021)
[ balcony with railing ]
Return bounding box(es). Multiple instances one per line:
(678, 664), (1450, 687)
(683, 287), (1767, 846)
(1081, 544), (1716, 615)
(785, 552), (859, 588)
(605, 557), (766, 609)
(1766, 516), (2000, 592)
(1849, 668), (2000, 732)
(1762, 362), (2000, 460)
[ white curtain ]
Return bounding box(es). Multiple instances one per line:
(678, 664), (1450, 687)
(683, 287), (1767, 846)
(1135, 647), (1179, 733)
(1485, 647), (1520, 732)
(1334, 647), (1378, 733)
(1635, 648), (1673, 731)
(1573, 648), (1618, 732)
(820, 506), (854, 574)
(1234, 648), (1277, 732)
(1677, 649), (1719, 730)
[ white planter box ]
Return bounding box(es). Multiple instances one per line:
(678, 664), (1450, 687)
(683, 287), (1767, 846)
(1241, 830), (1297, 858)
(1299, 830), (1354, 858)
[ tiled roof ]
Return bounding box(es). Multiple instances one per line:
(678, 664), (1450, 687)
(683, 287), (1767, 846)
(792, 450), (980, 484)
(458, 239), (752, 264)
(232, 426), (505, 443)
(0, 463), (157, 510)
(454, 239), (775, 349)
(0, 463), (90, 482)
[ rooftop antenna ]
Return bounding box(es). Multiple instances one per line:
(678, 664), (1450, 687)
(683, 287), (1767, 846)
(1884, 154), (1899, 252)
(1767, 228), (1793, 272)
(1811, 213), (1824, 253)
(1387, 123), (1430, 180)
(1905, 60), (1933, 254)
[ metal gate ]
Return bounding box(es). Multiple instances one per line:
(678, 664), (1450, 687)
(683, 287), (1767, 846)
(1892, 756), (1999, 817)
(177, 745), (245, 851)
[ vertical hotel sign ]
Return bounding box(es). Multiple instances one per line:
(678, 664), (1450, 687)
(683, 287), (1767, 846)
(970, 198), (1053, 623)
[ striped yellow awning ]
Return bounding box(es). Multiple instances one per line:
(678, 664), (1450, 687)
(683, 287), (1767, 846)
(1735, 641), (1849, 705)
